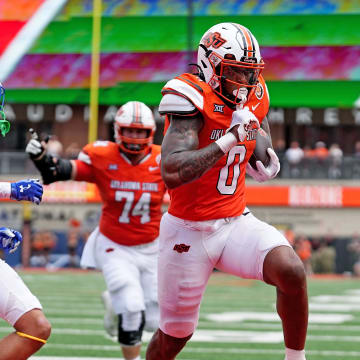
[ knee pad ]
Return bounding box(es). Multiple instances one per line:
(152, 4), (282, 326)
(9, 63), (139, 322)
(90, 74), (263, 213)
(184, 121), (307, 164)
(118, 311), (145, 346)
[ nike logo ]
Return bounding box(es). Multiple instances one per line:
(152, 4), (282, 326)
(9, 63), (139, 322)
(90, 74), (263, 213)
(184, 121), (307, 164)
(252, 103), (260, 111)
(148, 166), (159, 172)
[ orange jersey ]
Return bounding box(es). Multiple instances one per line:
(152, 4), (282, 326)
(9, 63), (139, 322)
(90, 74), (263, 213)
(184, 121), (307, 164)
(162, 73), (269, 221)
(74, 141), (166, 246)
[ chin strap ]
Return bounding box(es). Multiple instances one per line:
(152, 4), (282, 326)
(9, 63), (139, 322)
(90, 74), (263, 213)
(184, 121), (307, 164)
(16, 331), (47, 344)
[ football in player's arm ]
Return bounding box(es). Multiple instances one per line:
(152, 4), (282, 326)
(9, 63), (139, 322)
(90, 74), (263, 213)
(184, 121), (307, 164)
(145, 24), (308, 360)
(26, 101), (166, 360)
(0, 83), (51, 360)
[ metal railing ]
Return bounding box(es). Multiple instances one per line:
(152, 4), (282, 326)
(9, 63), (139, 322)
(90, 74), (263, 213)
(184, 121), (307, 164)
(278, 155), (360, 180)
(0, 152), (37, 176)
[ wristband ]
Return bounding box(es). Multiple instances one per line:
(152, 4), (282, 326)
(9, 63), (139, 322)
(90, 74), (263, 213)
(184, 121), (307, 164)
(0, 182), (11, 199)
(215, 132), (237, 154)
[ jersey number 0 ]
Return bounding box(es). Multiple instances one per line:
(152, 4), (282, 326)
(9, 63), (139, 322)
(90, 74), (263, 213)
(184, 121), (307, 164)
(217, 145), (246, 195)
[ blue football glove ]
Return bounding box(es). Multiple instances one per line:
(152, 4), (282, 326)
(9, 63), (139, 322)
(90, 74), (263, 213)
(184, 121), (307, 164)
(10, 179), (43, 205)
(0, 227), (22, 254)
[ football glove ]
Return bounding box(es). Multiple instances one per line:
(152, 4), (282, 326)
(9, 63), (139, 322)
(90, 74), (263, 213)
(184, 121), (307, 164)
(10, 179), (43, 205)
(228, 107), (260, 142)
(0, 227), (22, 254)
(246, 148), (280, 182)
(26, 138), (45, 160)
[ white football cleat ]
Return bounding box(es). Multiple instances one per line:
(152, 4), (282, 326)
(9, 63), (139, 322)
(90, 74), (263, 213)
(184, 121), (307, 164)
(101, 290), (118, 339)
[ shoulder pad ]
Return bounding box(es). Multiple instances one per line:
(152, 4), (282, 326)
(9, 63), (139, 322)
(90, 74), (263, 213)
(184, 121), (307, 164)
(162, 78), (204, 110)
(159, 94), (197, 116)
(77, 151), (91, 165)
(93, 140), (110, 147)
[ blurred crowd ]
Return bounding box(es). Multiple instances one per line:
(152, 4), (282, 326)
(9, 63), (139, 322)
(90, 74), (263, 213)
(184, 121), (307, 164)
(29, 218), (87, 271)
(0, 228), (351, 277)
(275, 140), (360, 179)
(283, 230), (360, 277)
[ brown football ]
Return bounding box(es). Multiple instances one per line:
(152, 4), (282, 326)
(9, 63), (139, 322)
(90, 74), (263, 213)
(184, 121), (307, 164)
(248, 128), (271, 168)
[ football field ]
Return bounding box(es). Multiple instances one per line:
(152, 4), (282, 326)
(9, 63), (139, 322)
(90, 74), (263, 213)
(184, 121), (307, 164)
(2, 270), (360, 360)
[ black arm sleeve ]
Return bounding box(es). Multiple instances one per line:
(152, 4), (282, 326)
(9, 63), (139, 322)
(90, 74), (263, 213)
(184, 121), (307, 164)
(32, 154), (73, 185)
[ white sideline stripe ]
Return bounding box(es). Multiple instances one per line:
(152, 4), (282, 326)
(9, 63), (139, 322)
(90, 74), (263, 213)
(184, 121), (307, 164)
(312, 295), (360, 303)
(310, 303), (360, 311)
(40, 304), (103, 310)
(44, 309), (104, 315)
(348, 289), (360, 295)
(0, 0), (68, 81)
(31, 358), (124, 360)
(1, 327), (358, 343)
(47, 317), (102, 324)
(29, 344), (360, 357)
(198, 321), (360, 332)
(3, 319), (360, 332)
(206, 311), (353, 324)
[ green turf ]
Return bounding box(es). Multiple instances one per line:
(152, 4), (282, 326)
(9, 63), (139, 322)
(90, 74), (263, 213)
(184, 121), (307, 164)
(1, 270), (359, 359)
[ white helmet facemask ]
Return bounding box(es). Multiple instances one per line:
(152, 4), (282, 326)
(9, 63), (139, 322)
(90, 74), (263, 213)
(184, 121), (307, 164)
(197, 22), (265, 105)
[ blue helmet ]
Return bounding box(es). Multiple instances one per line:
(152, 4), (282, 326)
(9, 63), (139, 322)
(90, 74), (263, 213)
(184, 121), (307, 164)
(0, 83), (10, 136)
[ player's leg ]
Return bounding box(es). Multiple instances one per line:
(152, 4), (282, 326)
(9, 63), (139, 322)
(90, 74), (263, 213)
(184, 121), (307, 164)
(263, 246), (308, 360)
(101, 290), (118, 338)
(0, 309), (51, 360)
(117, 310), (145, 360)
(0, 260), (51, 360)
(146, 213), (222, 360)
(96, 234), (146, 360)
(146, 328), (192, 360)
(106, 267), (145, 360)
(215, 210), (307, 360)
(140, 239), (159, 333)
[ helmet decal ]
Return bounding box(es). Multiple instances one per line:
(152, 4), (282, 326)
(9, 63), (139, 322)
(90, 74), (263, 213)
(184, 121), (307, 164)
(255, 82), (264, 100)
(203, 32), (227, 49)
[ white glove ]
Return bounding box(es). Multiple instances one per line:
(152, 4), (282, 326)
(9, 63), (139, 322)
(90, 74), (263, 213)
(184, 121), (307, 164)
(26, 139), (44, 159)
(246, 148), (280, 182)
(228, 107), (260, 142)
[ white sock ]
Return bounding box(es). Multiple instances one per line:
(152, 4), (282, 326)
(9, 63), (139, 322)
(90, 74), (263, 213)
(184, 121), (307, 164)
(285, 347), (306, 360)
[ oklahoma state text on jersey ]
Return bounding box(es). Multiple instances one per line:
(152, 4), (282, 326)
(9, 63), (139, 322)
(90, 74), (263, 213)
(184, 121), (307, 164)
(74, 141), (166, 246)
(161, 73), (269, 221)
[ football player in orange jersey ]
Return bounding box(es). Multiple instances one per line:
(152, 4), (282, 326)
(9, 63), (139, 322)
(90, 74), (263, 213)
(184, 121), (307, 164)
(146, 23), (308, 360)
(0, 83), (51, 360)
(26, 101), (167, 360)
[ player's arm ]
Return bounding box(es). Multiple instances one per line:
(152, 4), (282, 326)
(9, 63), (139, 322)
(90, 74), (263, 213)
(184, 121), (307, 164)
(0, 179), (43, 204)
(26, 138), (76, 185)
(162, 112), (251, 189)
(160, 95), (259, 189)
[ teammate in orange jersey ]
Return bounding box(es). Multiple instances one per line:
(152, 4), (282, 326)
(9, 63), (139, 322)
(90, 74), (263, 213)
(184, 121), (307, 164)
(0, 83), (51, 360)
(146, 23), (308, 360)
(26, 101), (166, 360)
